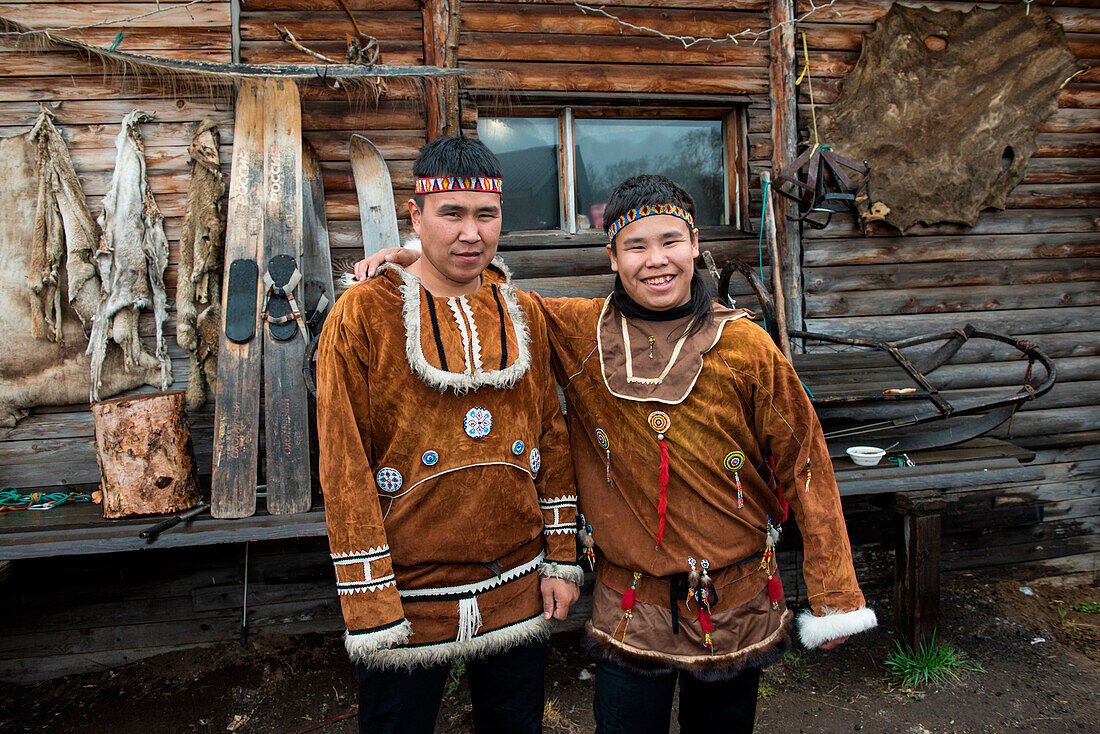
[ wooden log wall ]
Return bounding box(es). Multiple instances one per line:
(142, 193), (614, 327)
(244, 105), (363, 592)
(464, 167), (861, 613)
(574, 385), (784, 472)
(797, 0), (1100, 582)
(0, 0), (1095, 679)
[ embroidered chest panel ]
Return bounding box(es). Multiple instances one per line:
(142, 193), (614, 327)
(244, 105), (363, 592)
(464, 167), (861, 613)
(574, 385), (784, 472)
(384, 262), (532, 393)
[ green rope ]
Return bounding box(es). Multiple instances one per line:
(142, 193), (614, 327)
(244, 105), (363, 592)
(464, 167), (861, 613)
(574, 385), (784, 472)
(757, 177), (771, 285)
(0, 488), (96, 511)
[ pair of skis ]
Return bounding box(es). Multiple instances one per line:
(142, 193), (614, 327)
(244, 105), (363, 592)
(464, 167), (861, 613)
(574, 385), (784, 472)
(212, 78), (334, 518)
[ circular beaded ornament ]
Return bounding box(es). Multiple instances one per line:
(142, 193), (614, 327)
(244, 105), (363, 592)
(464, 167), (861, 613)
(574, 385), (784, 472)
(595, 428), (609, 450)
(375, 467), (403, 493)
(647, 411), (670, 434)
(529, 448), (541, 474)
(724, 451), (746, 472)
(512, 440), (525, 455)
(463, 407), (493, 439)
(422, 450), (439, 466)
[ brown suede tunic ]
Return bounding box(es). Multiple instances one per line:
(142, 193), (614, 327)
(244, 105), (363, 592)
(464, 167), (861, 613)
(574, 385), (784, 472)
(317, 261), (579, 670)
(535, 294), (867, 678)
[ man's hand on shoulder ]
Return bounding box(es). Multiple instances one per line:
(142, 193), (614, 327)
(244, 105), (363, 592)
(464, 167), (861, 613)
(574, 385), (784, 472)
(354, 247), (420, 280)
(540, 577), (581, 621)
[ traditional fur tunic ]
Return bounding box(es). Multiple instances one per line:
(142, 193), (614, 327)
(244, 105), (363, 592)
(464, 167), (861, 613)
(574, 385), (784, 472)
(535, 295), (875, 678)
(317, 261), (582, 670)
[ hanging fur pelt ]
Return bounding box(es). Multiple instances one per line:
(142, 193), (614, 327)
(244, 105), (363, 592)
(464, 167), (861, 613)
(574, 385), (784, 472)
(28, 109), (100, 341)
(176, 121), (226, 410)
(86, 110), (172, 403)
(0, 115), (161, 427)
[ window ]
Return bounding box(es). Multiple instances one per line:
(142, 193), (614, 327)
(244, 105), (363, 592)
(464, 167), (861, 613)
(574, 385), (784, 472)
(477, 102), (749, 235)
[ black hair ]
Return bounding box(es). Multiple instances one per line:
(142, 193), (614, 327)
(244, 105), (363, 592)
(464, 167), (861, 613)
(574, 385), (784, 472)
(604, 175), (713, 336)
(412, 135), (503, 208)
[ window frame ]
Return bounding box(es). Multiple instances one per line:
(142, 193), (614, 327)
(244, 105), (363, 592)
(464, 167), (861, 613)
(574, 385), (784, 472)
(474, 93), (752, 236)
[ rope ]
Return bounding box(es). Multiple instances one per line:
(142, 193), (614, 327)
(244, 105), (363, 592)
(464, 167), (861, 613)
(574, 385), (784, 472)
(1, 488), (99, 511)
(757, 177), (771, 285)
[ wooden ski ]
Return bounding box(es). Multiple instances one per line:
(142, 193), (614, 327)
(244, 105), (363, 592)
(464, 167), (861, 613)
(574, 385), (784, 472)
(261, 78), (311, 515)
(211, 79), (266, 519)
(350, 134), (400, 256)
(302, 139), (335, 322)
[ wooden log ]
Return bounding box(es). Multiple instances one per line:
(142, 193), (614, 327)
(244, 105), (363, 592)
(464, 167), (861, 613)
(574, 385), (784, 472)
(461, 61), (770, 95)
(91, 391), (200, 519)
(238, 11), (422, 41)
(805, 280), (1100, 317)
(770, 0), (802, 334)
(893, 490), (944, 650)
(804, 305), (1100, 340)
(458, 31), (768, 66)
(804, 208), (1100, 240)
(460, 3), (766, 37)
(805, 256), (1100, 293)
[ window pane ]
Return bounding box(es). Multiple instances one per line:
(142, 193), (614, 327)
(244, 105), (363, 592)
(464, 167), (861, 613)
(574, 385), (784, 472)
(477, 117), (560, 231)
(573, 119), (724, 229)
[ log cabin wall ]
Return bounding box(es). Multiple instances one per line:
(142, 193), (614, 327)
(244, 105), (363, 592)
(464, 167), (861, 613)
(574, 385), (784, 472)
(0, 1), (234, 488)
(797, 0), (1099, 584)
(0, 0), (1096, 680)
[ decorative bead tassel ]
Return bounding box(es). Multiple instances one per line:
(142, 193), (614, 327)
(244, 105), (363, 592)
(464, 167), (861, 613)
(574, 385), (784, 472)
(648, 335), (655, 358)
(620, 588), (636, 610)
(805, 462), (812, 493)
(605, 449), (612, 484)
(735, 471), (744, 509)
(616, 572), (642, 642)
(456, 595), (483, 642)
(656, 436), (669, 548)
(768, 575), (783, 611)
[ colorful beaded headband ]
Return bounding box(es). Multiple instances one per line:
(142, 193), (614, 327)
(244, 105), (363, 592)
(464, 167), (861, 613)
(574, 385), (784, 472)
(415, 176), (503, 195)
(606, 203), (695, 243)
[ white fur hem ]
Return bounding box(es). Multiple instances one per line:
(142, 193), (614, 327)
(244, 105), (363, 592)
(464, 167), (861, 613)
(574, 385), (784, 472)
(344, 619), (412, 659)
(355, 614), (551, 670)
(797, 607), (878, 649)
(539, 562), (585, 586)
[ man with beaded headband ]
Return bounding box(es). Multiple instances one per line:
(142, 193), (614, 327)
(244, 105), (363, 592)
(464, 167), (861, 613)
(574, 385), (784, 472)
(317, 136), (582, 734)
(357, 174), (876, 733)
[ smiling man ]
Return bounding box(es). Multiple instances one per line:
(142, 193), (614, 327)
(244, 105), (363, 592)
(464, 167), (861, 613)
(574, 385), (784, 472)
(356, 174), (875, 734)
(316, 136), (581, 734)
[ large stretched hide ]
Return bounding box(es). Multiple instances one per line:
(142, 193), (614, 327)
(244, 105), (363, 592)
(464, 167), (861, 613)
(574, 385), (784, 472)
(0, 124), (161, 427)
(818, 4), (1082, 232)
(176, 121), (225, 410)
(87, 110), (172, 402)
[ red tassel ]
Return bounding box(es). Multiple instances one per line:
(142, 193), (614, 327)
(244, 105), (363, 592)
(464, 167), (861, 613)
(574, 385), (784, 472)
(698, 608), (713, 634)
(620, 588), (636, 610)
(768, 575), (783, 607)
(768, 456), (790, 522)
(656, 438), (669, 547)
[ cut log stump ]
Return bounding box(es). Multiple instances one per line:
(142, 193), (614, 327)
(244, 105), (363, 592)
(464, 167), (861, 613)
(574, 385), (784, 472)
(91, 391), (200, 519)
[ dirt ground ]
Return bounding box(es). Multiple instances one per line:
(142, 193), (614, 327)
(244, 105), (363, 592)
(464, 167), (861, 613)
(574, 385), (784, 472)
(2, 572), (1097, 734)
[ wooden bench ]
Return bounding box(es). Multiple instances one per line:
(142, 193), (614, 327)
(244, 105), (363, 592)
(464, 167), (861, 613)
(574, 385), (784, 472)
(0, 438), (1040, 649)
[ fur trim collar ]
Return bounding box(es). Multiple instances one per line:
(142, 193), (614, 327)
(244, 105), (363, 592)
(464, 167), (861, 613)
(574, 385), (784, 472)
(380, 258), (532, 394)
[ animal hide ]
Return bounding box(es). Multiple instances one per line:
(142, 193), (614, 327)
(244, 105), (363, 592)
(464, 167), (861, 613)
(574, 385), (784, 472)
(176, 120), (225, 410)
(0, 116), (160, 427)
(818, 4), (1084, 232)
(28, 110), (100, 341)
(87, 110), (172, 402)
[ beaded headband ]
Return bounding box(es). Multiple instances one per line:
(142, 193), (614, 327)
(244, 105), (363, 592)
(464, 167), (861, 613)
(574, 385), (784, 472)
(415, 176), (503, 195)
(606, 203), (695, 243)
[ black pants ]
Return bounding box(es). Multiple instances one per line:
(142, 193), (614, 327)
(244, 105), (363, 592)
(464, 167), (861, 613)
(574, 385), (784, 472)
(357, 641), (545, 734)
(594, 658), (761, 734)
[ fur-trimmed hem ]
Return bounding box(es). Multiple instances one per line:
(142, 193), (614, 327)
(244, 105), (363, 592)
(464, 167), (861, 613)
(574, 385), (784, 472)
(583, 609), (793, 682)
(797, 606), (877, 649)
(356, 614), (551, 671)
(539, 561), (585, 586)
(344, 619), (412, 660)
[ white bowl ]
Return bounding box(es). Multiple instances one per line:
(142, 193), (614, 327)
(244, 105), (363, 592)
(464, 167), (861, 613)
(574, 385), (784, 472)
(846, 446), (886, 466)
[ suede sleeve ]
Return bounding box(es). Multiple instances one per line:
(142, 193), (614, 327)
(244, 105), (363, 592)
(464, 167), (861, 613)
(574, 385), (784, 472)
(741, 329), (867, 617)
(317, 303), (408, 644)
(523, 301), (582, 583)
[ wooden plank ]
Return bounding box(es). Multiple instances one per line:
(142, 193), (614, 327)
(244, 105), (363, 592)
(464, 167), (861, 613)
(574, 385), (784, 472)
(805, 280), (1099, 317)
(211, 80), (266, 519)
(0, 3), (230, 28)
(461, 61), (770, 95)
(804, 232), (1100, 267)
(805, 306), (1100, 340)
(805, 256), (1100, 293)
(893, 491), (944, 649)
(805, 208), (1100, 240)
(793, 0), (1100, 34)
(770, 0), (801, 334)
(459, 31), (768, 66)
(238, 10), (422, 41)
(461, 2), (765, 36)
(1023, 158), (1100, 184)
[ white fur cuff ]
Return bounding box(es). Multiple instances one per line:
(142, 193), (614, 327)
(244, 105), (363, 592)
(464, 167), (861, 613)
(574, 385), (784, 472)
(797, 607), (877, 649)
(344, 619), (412, 661)
(539, 561), (585, 586)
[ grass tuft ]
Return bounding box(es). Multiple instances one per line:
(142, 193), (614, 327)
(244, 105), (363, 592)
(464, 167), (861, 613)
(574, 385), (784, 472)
(884, 634), (983, 690)
(444, 659), (466, 697)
